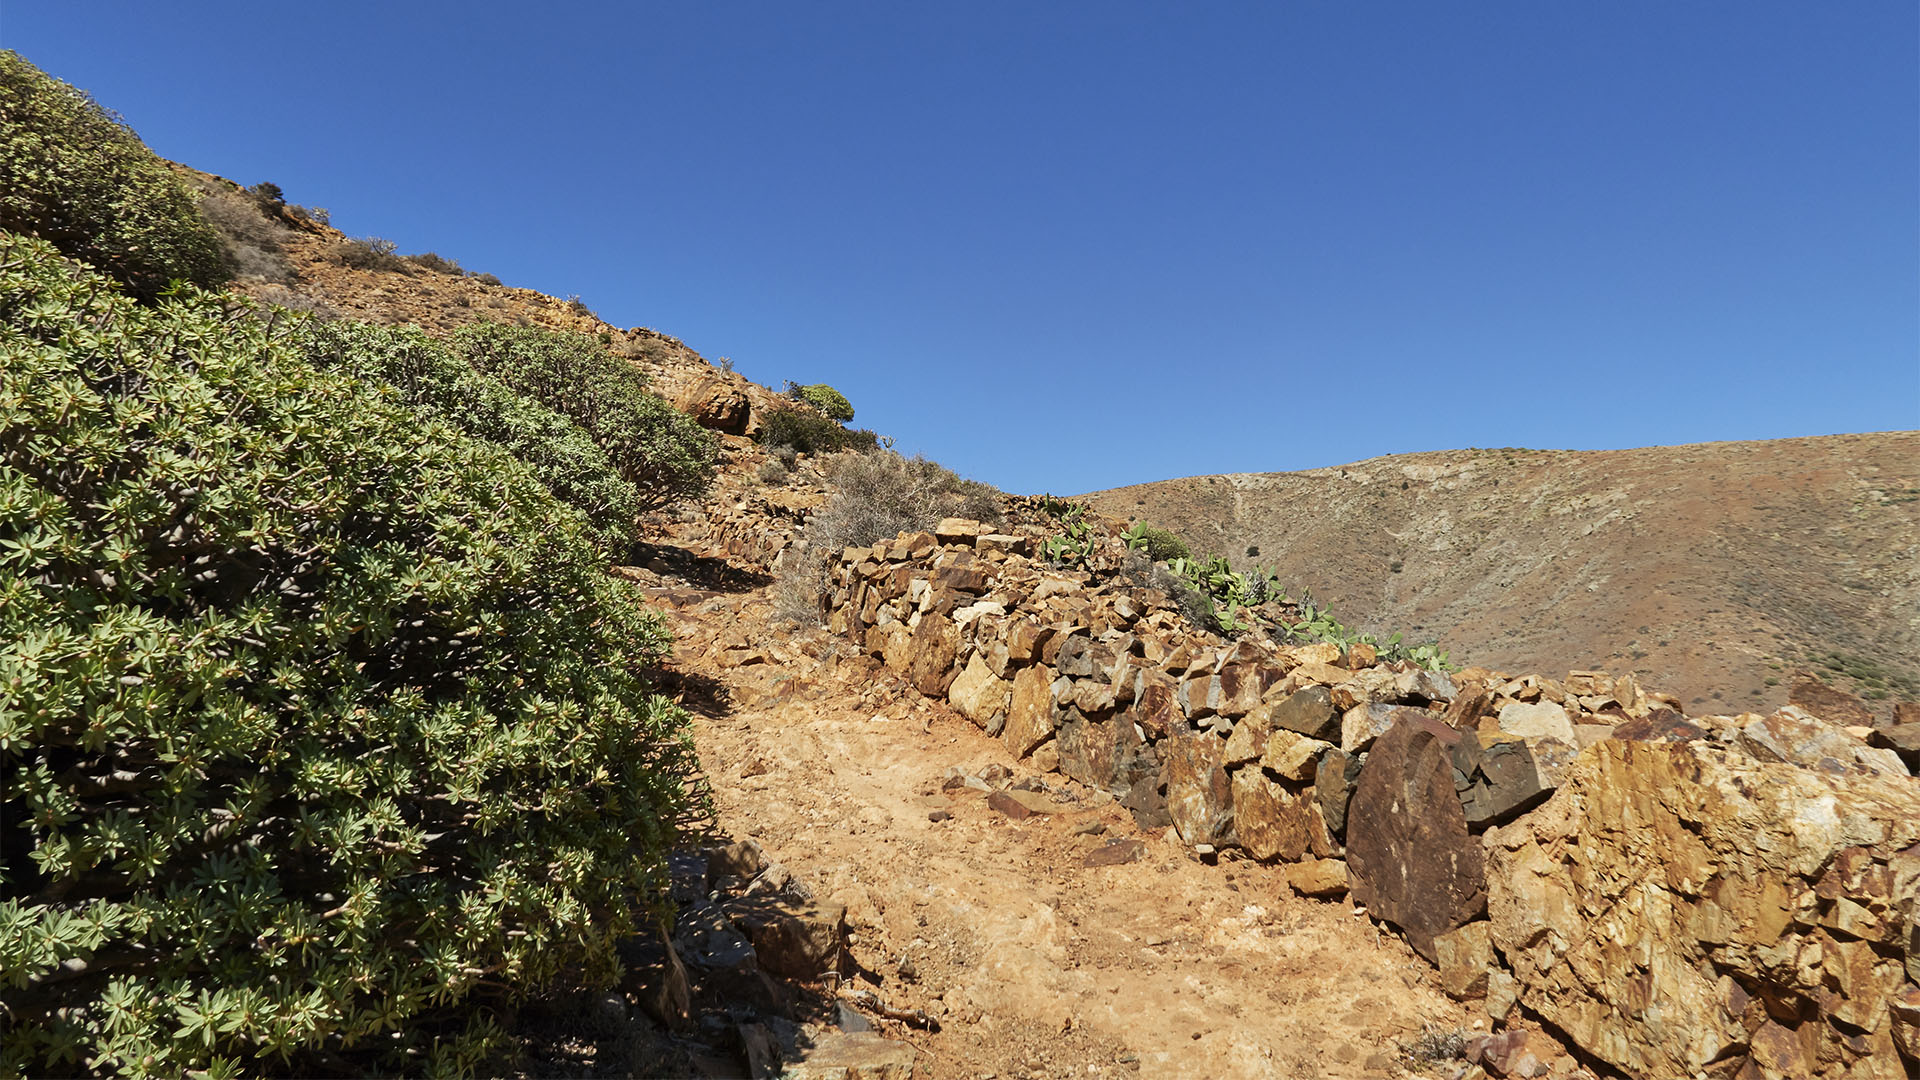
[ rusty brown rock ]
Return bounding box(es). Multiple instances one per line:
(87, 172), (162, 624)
(1003, 664), (1057, 758)
(1286, 857), (1349, 897)
(1134, 674), (1182, 739)
(1789, 673), (1878, 728)
(905, 612), (959, 697)
(1345, 716), (1483, 962)
(1165, 734), (1234, 847)
(670, 374), (753, 434)
(1230, 769), (1311, 862)
(1432, 921), (1493, 1001)
(1081, 839), (1148, 867)
(1269, 685), (1340, 742)
(1485, 739), (1920, 1079)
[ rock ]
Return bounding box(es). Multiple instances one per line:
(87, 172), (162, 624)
(1133, 674), (1182, 739)
(975, 533), (1030, 556)
(1454, 736), (1559, 829)
(1789, 672), (1878, 728)
(1222, 704), (1272, 767)
(934, 517), (981, 544)
(1610, 709), (1708, 743)
(1868, 723), (1920, 770)
(1495, 700), (1576, 744)
(1340, 702), (1403, 753)
(670, 374), (752, 434)
(708, 838), (769, 882)
(1006, 620), (1053, 663)
(1269, 685), (1340, 741)
(1891, 985), (1920, 1063)
(1260, 728), (1331, 782)
(1485, 967), (1518, 1024)
(781, 1031), (917, 1080)
(1433, 921), (1493, 1000)
(1003, 665), (1057, 758)
(947, 652), (1011, 734)
(1215, 663), (1274, 717)
(1484, 739), (1920, 1079)
(987, 789), (1056, 819)
(1122, 773), (1172, 830)
(1291, 642), (1343, 666)
(905, 612), (958, 697)
(1231, 769), (1312, 862)
(1286, 858), (1349, 897)
(1740, 706), (1909, 776)
(1164, 734), (1234, 846)
(1345, 716), (1485, 961)
(1315, 746), (1365, 836)
(1081, 838), (1148, 867)
(1474, 1029), (1533, 1078)
(732, 900), (847, 981)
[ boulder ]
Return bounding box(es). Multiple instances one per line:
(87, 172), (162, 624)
(1230, 769), (1313, 862)
(1269, 685), (1340, 741)
(1314, 746), (1365, 836)
(1222, 704), (1272, 767)
(1164, 734), (1234, 847)
(1340, 702), (1402, 753)
(1739, 706), (1909, 777)
(1495, 700), (1576, 744)
(1485, 739), (1920, 1079)
(1788, 673), (1878, 728)
(1286, 858), (1349, 898)
(1345, 716), (1485, 961)
(947, 652), (1011, 734)
(670, 374), (753, 434)
(1003, 664), (1057, 758)
(1433, 921), (1493, 1001)
(1260, 728), (1330, 782)
(904, 612), (958, 697)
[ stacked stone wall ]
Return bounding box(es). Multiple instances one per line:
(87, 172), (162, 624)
(700, 510), (1920, 1078)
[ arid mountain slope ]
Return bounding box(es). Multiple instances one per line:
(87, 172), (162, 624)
(1080, 433), (1920, 714)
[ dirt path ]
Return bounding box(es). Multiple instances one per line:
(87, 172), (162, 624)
(656, 574), (1475, 1080)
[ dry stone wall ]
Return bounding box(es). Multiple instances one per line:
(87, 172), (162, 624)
(697, 510), (1919, 1078)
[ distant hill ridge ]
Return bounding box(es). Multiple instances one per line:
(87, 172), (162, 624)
(1079, 433), (1920, 715)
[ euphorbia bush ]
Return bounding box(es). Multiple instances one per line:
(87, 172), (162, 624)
(0, 234), (702, 1076)
(452, 323), (718, 513)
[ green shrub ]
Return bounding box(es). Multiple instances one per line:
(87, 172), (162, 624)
(0, 235), (702, 1076)
(404, 251), (464, 275)
(757, 405), (879, 456)
(792, 383), (854, 422)
(0, 51), (229, 300)
(1122, 523), (1189, 563)
(324, 235), (410, 273)
(452, 323), (718, 512)
(300, 320), (642, 548)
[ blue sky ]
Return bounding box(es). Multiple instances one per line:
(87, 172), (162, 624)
(7, 3), (1916, 494)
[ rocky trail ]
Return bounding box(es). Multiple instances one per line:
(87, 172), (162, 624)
(543, 531), (1589, 1080)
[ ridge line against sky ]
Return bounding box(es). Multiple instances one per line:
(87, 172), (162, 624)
(5, 2), (1916, 494)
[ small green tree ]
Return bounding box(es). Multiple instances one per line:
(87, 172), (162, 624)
(0, 50), (229, 299)
(793, 383), (855, 422)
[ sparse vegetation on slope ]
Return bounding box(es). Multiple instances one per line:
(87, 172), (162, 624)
(0, 51), (229, 300)
(0, 236), (702, 1076)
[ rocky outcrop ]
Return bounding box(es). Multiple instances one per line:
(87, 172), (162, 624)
(1485, 740), (1920, 1079)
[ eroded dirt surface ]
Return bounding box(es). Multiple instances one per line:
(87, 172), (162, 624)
(651, 573), (1478, 1080)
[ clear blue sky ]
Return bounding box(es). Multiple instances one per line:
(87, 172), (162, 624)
(7, 3), (1916, 494)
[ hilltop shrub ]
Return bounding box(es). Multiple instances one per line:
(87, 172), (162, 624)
(0, 51), (229, 300)
(791, 382), (854, 422)
(454, 323), (718, 512)
(757, 405), (879, 456)
(324, 235), (411, 274)
(0, 235), (702, 1076)
(300, 320), (642, 548)
(188, 177), (295, 284)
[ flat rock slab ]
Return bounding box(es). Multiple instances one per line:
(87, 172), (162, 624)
(986, 789), (1059, 819)
(1345, 715), (1485, 962)
(1080, 838), (1148, 867)
(781, 1031), (917, 1080)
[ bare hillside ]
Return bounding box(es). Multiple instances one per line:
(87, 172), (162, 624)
(1080, 433), (1920, 714)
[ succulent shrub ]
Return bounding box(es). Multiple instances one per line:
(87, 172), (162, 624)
(299, 320), (641, 549)
(452, 323), (718, 513)
(1121, 523), (1189, 563)
(792, 383), (854, 422)
(0, 235), (702, 1076)
(0, 51), (229, 300)
(756, 406), (880, 456)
